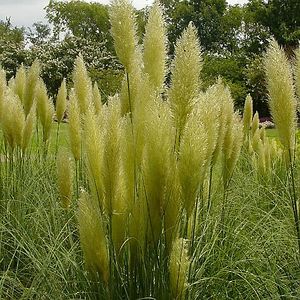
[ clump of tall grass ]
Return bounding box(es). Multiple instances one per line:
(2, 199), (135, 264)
(264, 39), (300, 254)
(1, 1), (300, 299)
(60, 1), (245, 298)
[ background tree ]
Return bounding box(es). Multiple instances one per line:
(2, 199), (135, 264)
(248, 0), (300, 54)
(27, 22), (51, 46)
(0, 18), (27, 78)
(46, 0), (112, 47)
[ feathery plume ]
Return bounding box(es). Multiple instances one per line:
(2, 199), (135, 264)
(68, 89), (81, 161)
(143, 1), (167, 91)
(56, 78), (67, 123)
(102, 96), (122, 215)
(251, 112), (259, 137)
(73, 54), (92, 115)
(169, 22), (202, 143)
(84, 105), (104, 207)
(22, 104), (36, 152)
(243, 94), (253, 139)
(24, 60), (40, 116)
(36, 79), (54, 143)
(295, 47), (300, 102)
(264, 39), (297, 151)
(77, 192), (109, 284)
(142, 100), (174, 243)
(57, 149), (73, 208)
(169, 238), (190, 300)
(0, 68), (6, 121)
(222, 115), (243, 188)
(178, 110), (208, 217)
(14, 64), (26, 103)
(1, 88), (25, 149)
(211, 79), (232, 165)
(109, 0), (138, 73)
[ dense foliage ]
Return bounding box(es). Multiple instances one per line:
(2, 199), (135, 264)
(0, 0), (299, 115)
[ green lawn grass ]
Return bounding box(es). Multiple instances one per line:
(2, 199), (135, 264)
(266, 128), (278, 138)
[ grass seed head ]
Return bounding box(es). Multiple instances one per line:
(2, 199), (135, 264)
(22, 104), (36, 152)
(169, 22), (202, 142)
(0, 68), (7, 122)
(143, 1), (167, 91)
(36, 79), (54, 142)
(1, 88), (25, 149)
(56, 78), (67, 123)
(264, 39), (297, 151)
(169, 238), (190, 300)
(109, 0), (138, 73)
(73, 54), (92, 115)
(84, 105), (104, 208)
(178, 111), (208, 217)
(243, 94), (253, 138)
(77, 192), (109, 284)
(251, 111), (259, 137)
(68, 89), (82, 161)
(222, 115), (243, 188)
(295, 47), (300, 103)
(14, 64), (26, 103)
(24, 59), (40, 116)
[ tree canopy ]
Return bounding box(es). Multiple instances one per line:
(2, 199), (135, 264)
(0, 0), (299, 115)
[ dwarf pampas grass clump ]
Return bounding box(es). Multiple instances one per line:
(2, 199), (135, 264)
(169, 238), (190, 300)
(143, 2), (167, 91)
(78, 192), (109, 284)
(57, 149), (73, 209)
(265, 39), (297, 152)
(24, 60), (40, 116)
(169, 22), (202, 143)
(110, 0), (137, 73)
(68, 90), (81, 161)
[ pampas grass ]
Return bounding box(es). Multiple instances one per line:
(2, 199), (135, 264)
(1, 1), (300, 299)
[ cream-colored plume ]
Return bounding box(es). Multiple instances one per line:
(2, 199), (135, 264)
(169, 22), (202, 143)
(143, 1), (167, 91)
(264, 39), (297, 151)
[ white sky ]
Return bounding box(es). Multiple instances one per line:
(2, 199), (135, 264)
(0, 0), (249, 28)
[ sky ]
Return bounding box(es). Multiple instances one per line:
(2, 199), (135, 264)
(0, 0), (249, 28)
